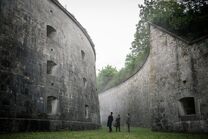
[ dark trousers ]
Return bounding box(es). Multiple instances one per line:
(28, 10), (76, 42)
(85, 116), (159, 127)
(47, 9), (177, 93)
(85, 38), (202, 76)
(116, 126), (120, 132)
(127, 124), (130, 132)
(109, 124), (112, 132)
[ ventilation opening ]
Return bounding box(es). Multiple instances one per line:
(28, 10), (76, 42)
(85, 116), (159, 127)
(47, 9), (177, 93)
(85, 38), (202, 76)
(85, 105), (89, 119)
(47, 96), (58, 115)
(24, 88), (29, 95)
(183, 80), (187, 84)
(1, 59), (11, 68)
(2, 99), (10, 105)
(47, 25), (56, 38)
(83, 78), (87, 88)
(81, 50), (85, 60)
(47, 60), (57, 74)
(179, 97), (196, 115)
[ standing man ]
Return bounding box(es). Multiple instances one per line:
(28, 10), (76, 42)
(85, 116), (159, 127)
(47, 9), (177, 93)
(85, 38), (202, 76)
(115, 114), (121, 132)
(107, 112), (113, 132)
(126, 113), (131, 132)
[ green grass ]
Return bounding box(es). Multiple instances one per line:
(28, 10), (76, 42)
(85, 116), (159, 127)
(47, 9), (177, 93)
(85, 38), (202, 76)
(0, 127), (208, 139)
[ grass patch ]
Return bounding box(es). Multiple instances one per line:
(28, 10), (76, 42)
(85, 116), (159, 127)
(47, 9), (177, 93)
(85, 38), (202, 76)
(0, 127), (207, 139)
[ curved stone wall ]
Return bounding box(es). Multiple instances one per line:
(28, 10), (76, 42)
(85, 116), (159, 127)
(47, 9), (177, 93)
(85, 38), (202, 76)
(0, 0), (100, 132)
(99, 40), (152, 128)
(99, 25), (208, 133)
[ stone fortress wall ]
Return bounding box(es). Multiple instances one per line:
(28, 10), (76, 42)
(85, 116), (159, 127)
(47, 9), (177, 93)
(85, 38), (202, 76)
(99, 24), (208, 133)
(0, 0), (100, 132)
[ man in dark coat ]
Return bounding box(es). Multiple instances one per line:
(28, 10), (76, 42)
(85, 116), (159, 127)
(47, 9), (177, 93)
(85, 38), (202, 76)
(115, 114), (121, 132)
(107, 112), (113, 132)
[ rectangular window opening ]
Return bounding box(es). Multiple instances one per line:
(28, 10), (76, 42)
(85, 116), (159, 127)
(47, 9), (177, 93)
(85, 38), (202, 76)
(85, 105), (89, 119)
(47, 96), (58, 115)
(47, 60), (57, 74)
(179, 97), (196, 116)
(47, 25), (56, 38)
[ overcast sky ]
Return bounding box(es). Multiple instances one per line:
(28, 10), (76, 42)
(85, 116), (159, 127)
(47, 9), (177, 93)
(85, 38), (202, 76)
(59, 0), (143, 72)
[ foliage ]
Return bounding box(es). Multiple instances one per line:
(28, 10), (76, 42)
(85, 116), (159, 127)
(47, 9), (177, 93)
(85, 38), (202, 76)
(96, 1), (150, 93)
(0, 128), (208, 139)
(97, 47), (149, 93)
(97, 0), (208, 92)
(140, 0), (208, 40)
(96, 65), (118, 92)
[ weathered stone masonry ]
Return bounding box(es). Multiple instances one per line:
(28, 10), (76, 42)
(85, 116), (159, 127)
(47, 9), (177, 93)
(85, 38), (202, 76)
(99, 24), (208, 133)
(0, 0), (100, 132)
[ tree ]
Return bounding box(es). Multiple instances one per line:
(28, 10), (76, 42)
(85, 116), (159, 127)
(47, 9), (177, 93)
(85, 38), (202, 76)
(139, 0), (208, 40)
(96, 65), (118, 92)
(96, 0), (208, 93)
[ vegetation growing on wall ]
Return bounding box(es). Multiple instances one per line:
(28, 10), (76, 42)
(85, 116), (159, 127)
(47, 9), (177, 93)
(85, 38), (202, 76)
(96, 0), (208, 93)
(141, 0), (208, 41)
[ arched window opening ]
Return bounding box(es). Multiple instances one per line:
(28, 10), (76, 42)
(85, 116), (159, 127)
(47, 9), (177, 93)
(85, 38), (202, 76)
(179, 97), (196, 115)
(47, 25), (56, 38)
(47, 60), (57, 74)
(47, 96), (58, 115)
(85, 105), (89, 119)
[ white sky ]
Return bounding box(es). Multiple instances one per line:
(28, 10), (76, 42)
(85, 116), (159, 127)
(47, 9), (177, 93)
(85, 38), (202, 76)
(58, 0), (143, 72)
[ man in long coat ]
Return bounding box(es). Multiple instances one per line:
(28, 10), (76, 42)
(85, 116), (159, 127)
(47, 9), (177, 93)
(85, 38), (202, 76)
(107, 112), (113, 132)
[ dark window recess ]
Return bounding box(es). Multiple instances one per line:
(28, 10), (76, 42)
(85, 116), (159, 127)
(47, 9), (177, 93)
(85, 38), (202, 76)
(1, 59), (11, 68)
(24, 72), (29, 76)
(1, 50), (9, 56)
(179, 97), (196, 115)
(83, 78), (87, 87)
(24, 88), (29, 95)
(0, 84), (7, 91)
(47, 60), (57, 74)
(2, 99), (10, 105)
(47, 25), (56, 38)
(204, 52), (208, 58)
(21, 88), (29, 95)
(24, 101), (32, 113)
(81, 50), (85, 60)
(47, 96), (58, 114)
(85, 105), (89, 119)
